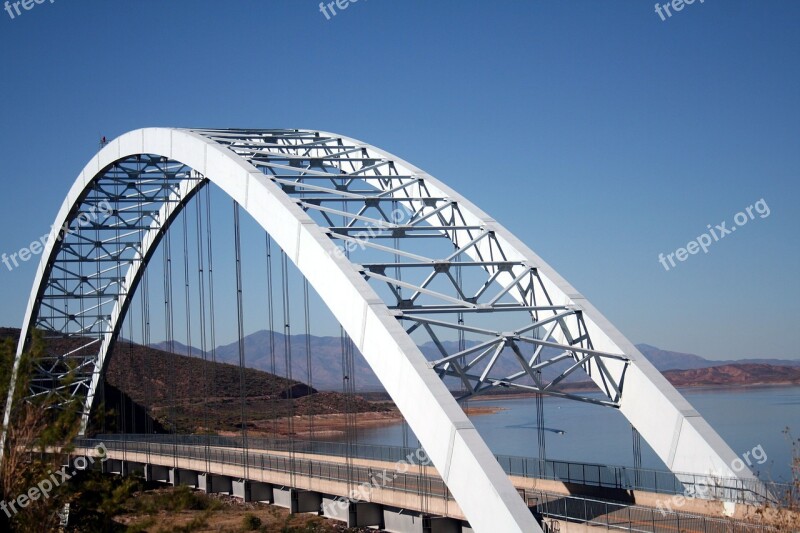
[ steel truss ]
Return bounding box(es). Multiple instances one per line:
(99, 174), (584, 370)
(24, 155), (205, 409)
(201, 129), (629, 408)
(2, 128), (763, 533)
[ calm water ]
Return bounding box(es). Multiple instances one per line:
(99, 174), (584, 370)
(344, 386), (800, 483)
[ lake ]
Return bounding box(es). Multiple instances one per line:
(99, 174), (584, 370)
(344, 386), (800, 483)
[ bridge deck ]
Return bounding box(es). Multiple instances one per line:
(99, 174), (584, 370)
(69, 438), (774, 532)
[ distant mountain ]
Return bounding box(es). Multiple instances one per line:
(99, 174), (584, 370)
(634, 344), (711, 370)
(661, 364), (800, 388)
(562, 362), (800, 391)
(635, 344), (800, 371)
(148, 339), (207, 358)
(9, 327), (796, 392)
(146, 330), (799, 391)
(207, 331), (578, 391)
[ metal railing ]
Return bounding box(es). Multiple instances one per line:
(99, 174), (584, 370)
(79, 437), (452, 500)
(76, 437), (780, 533)
(527, 489), (775, 533)
(92, 433), (790, 506)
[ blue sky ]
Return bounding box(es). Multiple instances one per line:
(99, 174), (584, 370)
(0, 1), (797, 360)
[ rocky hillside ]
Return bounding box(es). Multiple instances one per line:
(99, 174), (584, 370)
(661, 363), (800, 388)
(0, 328), (393, 436)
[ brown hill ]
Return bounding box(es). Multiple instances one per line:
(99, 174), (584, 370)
(661, 363), (800, 388)
(105, 340), (393, 435)
(557, 363), (800, 393)
(0, 329), (393, 437)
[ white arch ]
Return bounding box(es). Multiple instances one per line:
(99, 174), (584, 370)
(3, 127), (765, 530)
(3, 128), (540, 533)
(324, 130), (751, 482)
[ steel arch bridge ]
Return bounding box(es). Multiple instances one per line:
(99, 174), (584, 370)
(2, 128), (757, 532)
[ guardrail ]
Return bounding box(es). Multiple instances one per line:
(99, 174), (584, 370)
(527, 489), (774, 533)
(78, 437), (452, 500)
(91, 433), (789, 506)
(76, 437), (778, 532)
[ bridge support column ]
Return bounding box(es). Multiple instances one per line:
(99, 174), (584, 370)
(426, 517), (461, 533)
(273, 487), (321, 514)
(173, 469), (199, 488)
(147, 464), (171, 483)
(198, 473), (233, 495)
(273, 487), (292, 510)
(295, 490), (322, 513)
(321, 496), (349, 522)
(125, 461), (147, 478)
(322, 498), (383, 528)
(351, 501), (383, 527)
(70, 455), (101, 474)
(232, 479), (250, 502)
(382, 507), (461, 533)
(105, 459), (126, 475)
(251, 482), (273, 503)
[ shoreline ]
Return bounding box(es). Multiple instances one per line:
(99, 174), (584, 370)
(233, 405), (505, 439)
(348, 382), (800, 404)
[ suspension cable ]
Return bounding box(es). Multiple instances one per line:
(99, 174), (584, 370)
(181, 202), (193, 415)
(303, 278), (314, 442)
(233, 201), (250, 477)
(340, 325), (355, 495)
(536, 369), (546, 469)
(266, 235), (277, 439)
(280, 249), (296, 487)
(140, 264), (152, 462)
(395, 199), (410, 452)
(341, 185), (356, 493)
(632, 425), (642, 485)
(205, 184), (218, 432)
(162, 206), (178, 468)
(195, 182), (211, 471)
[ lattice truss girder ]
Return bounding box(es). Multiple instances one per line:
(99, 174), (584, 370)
(5, 128), (762, 533)
(196, 129), (631, 407)
(28, 155), (204, 410)
(20, 130), (630, 416)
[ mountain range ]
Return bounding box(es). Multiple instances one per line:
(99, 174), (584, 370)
(150, 330), (800, 391)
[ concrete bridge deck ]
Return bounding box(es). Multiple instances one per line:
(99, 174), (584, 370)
(64, 437), (776, 532)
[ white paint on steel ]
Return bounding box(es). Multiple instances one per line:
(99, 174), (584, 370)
(324, 131), (756, 484)
(4, 128), (540, 533)
(4, 126), (764, 530)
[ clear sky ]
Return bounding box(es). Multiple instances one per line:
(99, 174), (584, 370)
(0, 1), (797, 360)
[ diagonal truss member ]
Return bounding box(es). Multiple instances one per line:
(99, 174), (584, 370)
(2, 128), (762, 533)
